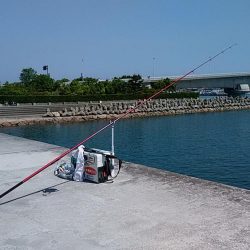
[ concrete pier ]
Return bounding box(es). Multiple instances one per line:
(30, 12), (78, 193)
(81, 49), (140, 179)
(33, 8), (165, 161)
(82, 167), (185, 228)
(0, 133), (249, 249)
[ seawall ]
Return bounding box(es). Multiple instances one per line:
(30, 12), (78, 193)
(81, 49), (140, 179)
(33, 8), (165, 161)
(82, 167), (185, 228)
(1, 97), (250, 127)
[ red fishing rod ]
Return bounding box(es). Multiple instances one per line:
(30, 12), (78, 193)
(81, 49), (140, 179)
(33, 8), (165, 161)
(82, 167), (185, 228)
(0, 44), (236, 199)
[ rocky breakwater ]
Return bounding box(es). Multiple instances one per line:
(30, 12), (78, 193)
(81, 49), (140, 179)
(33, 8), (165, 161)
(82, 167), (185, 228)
(1, 97), (250, 127)
(44, 96), (250, 119)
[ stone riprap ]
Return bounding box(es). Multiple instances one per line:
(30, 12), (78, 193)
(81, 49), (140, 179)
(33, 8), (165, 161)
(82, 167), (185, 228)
(0, 97), (250, 127)
(44, 97), (250, 118)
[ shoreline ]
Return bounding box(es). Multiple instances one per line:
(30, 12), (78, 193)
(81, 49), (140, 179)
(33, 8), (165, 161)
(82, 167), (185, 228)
(1, 104), (250, 128)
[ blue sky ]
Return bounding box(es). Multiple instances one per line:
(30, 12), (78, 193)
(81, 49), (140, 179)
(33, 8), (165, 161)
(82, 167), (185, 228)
(0, 0), (249, 82)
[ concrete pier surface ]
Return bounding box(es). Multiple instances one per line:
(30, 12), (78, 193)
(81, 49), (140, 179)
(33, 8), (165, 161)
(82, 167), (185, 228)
(0, 133), (249, 250)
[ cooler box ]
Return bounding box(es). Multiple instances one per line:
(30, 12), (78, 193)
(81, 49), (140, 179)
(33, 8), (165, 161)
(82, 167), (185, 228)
(84, 151), (109, 183)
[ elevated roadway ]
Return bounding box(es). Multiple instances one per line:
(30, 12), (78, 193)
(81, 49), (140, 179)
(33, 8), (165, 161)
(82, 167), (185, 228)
(144, 72), (250, 91)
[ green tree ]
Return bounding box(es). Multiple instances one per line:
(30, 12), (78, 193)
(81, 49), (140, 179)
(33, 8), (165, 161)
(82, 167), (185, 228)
(55, 78), (69, 84)
(70, 80), (83, 95)
(82, 77), (98, 85)
(109, 78), (127, 94)
(0, 82), (28, 95)
(119, 75), (133, 79)
(19, 68), (37, 85)
(56, 82), (71, 95)
(128, 74), (143, 92)
(151, 78), (175, 92)
(31, 74), (55, 92)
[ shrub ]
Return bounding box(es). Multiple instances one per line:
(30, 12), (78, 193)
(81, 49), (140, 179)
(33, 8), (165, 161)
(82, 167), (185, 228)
(0, 92), (199, 104)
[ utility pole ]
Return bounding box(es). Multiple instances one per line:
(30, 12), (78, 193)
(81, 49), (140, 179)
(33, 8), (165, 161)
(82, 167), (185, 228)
(152, 57), (155, 78)
(81, 58), (84, 80)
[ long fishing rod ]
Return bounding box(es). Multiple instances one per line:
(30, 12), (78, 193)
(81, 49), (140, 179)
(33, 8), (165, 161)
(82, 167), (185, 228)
(0, 44), (236, 199)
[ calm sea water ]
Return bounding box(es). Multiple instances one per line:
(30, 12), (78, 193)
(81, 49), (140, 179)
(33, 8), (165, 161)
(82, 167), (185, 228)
(1, 110), (250, 189)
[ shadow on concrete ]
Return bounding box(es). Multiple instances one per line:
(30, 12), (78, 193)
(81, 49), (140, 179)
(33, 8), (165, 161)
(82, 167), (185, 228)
(0, 180), (70, 206)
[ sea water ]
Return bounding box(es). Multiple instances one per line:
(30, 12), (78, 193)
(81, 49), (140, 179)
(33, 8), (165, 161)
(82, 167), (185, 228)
(1, 110), (249, 189)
